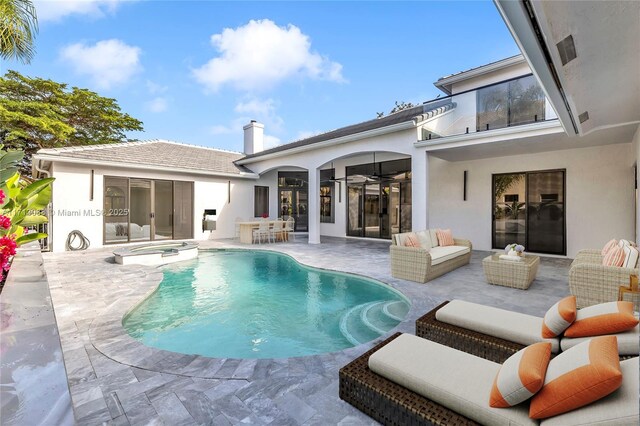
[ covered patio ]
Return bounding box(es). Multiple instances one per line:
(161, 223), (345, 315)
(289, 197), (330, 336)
(37, 237), (570, 425)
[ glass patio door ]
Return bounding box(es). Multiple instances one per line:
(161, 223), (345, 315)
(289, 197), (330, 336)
(154, 180), (173, 240)
(381, 182), (400, 239)
(129, 179), (152, 242)
(364, 183), (380, 238)
(173, 181), (193, 240)
(347, 186), (363, 237)
(492, 170), (565, 255)
(527, 171), (565, 254)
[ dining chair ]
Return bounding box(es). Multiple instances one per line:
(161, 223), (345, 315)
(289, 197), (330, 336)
(284, 217), (295, 242)
(253, 218), (272, 244)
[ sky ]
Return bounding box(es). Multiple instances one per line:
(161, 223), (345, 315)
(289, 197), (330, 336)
(3, 0), (520, 153)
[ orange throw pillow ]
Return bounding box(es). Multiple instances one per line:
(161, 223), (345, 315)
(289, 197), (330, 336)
(564, 301), (639, 338)
(436, 229), (455, 246)
(601, 239), (617, 256)
(489, 342), (552, 408)
(541, 296), (577, 338)
(529, 336), (622, 419)
(404, 233), (420, 248)
(602, 246), (624, 267)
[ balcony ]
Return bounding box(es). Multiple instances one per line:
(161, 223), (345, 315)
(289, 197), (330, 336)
(418, 74), (558, 141)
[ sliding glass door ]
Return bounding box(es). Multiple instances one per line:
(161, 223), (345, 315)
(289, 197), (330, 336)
(173, 181), (194, 240)
(492, 170), (565, 255)
(104, 177), (193, 244)
(154, 180), (174, 240)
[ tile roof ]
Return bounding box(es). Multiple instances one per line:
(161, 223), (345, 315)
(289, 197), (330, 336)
(36, 140), (253, 176)
(240, 99), (455, 161)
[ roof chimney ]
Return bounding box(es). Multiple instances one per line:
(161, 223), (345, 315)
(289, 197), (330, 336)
(243, 120), (264, 155)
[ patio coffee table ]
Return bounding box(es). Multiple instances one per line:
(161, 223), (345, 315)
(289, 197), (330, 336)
(482, 254), (540, 290)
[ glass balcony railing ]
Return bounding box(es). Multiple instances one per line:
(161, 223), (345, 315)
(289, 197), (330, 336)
(418, 75), (558, 142)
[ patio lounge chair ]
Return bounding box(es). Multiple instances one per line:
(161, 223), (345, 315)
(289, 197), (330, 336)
(339, 332), (639, 426)
(415, 301), (639, 363)
(390, 230), (472, 283)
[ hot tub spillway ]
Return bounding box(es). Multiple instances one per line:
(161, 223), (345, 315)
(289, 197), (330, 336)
(113, 242), (199, 266)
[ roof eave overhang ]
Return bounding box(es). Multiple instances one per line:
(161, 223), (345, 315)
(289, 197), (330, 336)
(433, 55), (527, 95)
(493, 0), (578, 136)
(32, 154), (259, 180)
(236, 121), (417, 165)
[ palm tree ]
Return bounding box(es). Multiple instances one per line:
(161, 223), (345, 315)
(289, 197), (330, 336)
(0, 0), (38, 63)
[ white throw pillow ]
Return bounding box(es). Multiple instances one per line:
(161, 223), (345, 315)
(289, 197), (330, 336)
(622, 245), (639, 269)
(416, 230), (432, 249)
(428, 229), (439, 247)
(618, 239), (632, 248)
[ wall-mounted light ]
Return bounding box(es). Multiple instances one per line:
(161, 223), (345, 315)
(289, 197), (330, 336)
(463, 170), (468, 201)
(90, 169), (94, 201)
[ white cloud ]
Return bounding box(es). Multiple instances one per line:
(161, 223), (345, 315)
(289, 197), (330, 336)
(193, 19), (345, 92)
(59, 39), (142, 89)
(35, 0), (126, 22)
(146, 80), (168, 95)
(209, 124), (235, 135)
(147, 97), (168, 113)
(234, 97), (283, 132)
(263, 134), (282, 149)
(296, 130), (322, 140)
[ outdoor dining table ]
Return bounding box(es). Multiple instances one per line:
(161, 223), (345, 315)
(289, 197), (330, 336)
(237, 220), (287, 244)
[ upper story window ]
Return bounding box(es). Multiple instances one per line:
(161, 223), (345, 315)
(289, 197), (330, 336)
(476, 75), (545, 132)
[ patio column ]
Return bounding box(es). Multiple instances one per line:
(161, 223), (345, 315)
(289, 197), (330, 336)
(412, 150), (429, 230)
(308, 167), (321, 244)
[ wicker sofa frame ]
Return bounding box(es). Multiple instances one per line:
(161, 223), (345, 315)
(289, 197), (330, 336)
(390, 238), (472, 283)
(339, 332), (479, 426)
(569, 249), (638, 308)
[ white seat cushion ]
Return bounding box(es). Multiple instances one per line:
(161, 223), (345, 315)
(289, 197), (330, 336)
(415, 230), (432, 249)
(436, 300), (560, 353)
(540, 357), (639, 426)
(429, 245), (470, 265)
(368, 333), (536, 426)
(561, 323), (640, 356)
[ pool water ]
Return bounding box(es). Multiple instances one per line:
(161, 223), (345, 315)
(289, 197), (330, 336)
(123, 250), (410, 359)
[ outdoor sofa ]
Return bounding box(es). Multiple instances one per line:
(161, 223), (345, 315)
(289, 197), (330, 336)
(569, 246), (639, 308)
(390, 230), (471, 283)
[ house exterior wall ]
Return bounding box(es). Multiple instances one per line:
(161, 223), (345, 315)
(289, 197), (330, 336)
(48, 162), (256, 252)
(428, 142), (635, 257)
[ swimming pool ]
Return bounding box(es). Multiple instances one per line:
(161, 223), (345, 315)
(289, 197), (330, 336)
(123, 250), (410, 359)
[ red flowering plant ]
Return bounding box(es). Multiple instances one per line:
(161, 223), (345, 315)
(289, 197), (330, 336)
(0, 146), (55, 284)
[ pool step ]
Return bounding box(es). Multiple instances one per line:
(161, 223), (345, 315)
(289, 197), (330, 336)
(361, 302), (405, 334)
(339, 302), (383, 346)
(382, 300), (410, 322)
(339, 300), (409, 346)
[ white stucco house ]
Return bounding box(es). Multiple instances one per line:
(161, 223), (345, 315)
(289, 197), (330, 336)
(33, 0), (639, 257)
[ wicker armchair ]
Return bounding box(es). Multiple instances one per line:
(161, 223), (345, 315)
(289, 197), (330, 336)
(569, 259), (638, 308)
(390, 237), (472, 283)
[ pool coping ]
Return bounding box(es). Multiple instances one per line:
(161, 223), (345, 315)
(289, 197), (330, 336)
(88, 246), (414, 379)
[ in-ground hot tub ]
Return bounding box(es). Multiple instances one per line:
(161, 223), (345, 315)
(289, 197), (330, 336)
(113, 242), (199, 266)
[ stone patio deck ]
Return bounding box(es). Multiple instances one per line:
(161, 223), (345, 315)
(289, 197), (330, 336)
(42, 237), (571, 425)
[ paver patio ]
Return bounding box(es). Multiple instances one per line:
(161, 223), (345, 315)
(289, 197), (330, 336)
(43, 237), (571, 425)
